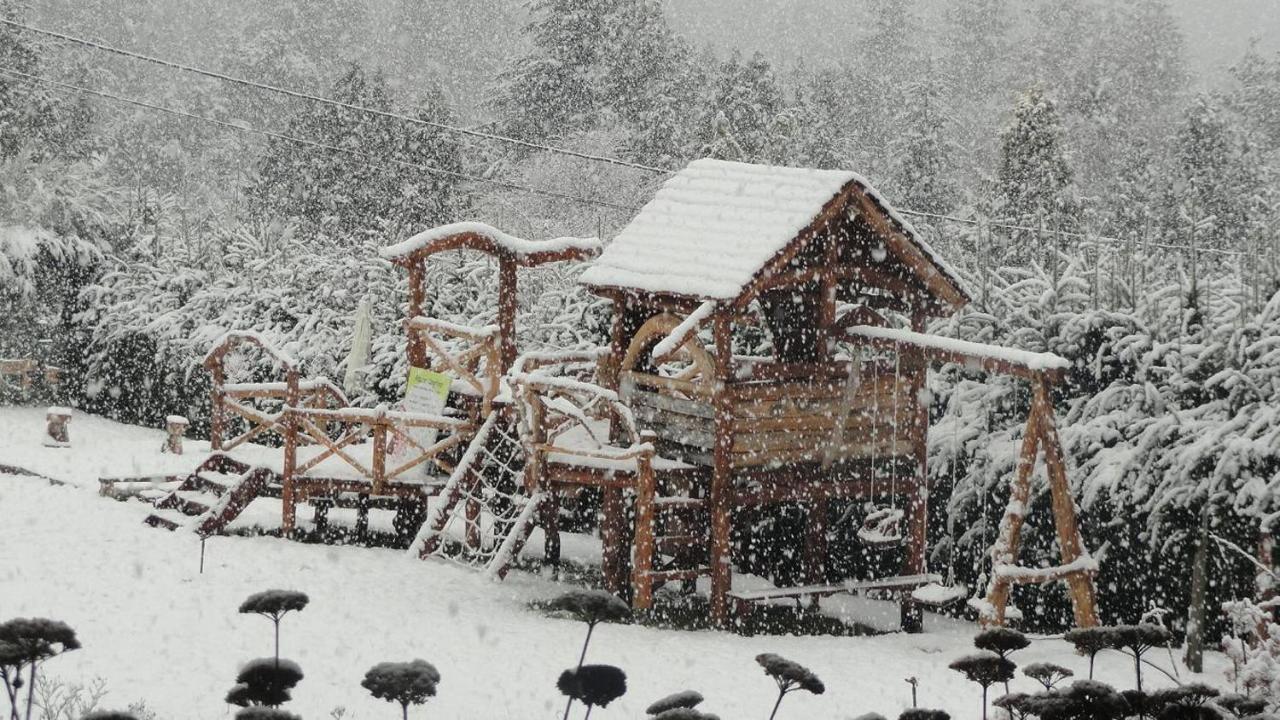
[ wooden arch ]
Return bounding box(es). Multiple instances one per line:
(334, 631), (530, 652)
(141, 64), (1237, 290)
(620, 312), (717, 398)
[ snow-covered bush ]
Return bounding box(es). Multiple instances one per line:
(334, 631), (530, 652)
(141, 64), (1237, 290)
(754, 653), (824, 720)
(0, 618), (81, 720)
(238, 590), (309, 665)
(361, 660), (440, 720)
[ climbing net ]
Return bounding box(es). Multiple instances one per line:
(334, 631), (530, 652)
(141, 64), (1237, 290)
(411, 410), (540, 574)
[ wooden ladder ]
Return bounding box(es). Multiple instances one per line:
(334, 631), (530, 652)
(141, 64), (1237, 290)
(980, 376), (1099, 628)
(631, 467), (712, 610)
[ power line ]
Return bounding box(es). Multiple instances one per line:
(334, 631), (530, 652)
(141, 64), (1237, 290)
(0, 67), (638, 212)
(0, 16), (1253, 258)
(898, 208), (1246, 258)
(0, 17), (674, 176)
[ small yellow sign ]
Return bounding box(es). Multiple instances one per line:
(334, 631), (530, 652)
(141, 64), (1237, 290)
(406, 367), (451, 399)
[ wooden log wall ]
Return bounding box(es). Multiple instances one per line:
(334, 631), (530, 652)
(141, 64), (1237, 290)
(621, 361), (923, 469)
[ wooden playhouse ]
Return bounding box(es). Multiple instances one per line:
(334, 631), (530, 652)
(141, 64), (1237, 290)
(150, 158), (1097, 632)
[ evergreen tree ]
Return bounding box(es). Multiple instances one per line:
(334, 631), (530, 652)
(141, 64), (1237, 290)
(889, 73), (958, 215)
(995, 87), (1078, 262)
(698, 52), (785, 163)
(491, 0), (690, 146)
(249, 63), (468, 239)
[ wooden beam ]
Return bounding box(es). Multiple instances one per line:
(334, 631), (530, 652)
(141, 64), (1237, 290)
(497, 254), (518, 372)
(709, 312), (735, 626)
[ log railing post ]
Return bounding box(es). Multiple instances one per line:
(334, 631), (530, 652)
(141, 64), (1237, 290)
(371, 409), (388, 496)
(281, 370), (301, 534)
(209, 363), (226, 450)
(631, 432), (658, 610)
(709, 311), (735, 627)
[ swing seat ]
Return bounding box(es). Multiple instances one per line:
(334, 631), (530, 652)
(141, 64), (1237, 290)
(910, 582), (968, 608)
(857, 506), (905, 548)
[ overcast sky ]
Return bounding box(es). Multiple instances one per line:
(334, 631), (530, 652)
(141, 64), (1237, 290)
(665, 0), (1280, 85)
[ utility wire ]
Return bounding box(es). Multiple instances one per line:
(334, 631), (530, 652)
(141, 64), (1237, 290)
(0, 67), (638, 212)
(0, 16), (1252, 257)
(898, 208), (1245, 258)
(0, 17), (674, 175)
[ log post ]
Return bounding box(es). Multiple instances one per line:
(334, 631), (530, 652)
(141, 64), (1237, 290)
(371, 411), (387, 496)
(631, 432), (658, 610)
(804, 498), (829, 588)
(497, 253), (518, 372)
(209, 362), (226, 450)
(601, 485), (627, 597)
(902, 312), (930, 633)
(982, 392), (1043, 627)
(281, 370), (301, 534)
(406, 258), (429, 369)
(709, 312), (735, 626)
(163, 415), (189, 455)
(1035, 376), (1100, 628)
(43, 406), (72, 448)
(541, 491), (561, 569)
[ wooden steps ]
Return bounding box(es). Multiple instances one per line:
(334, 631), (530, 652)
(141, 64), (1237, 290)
(143, 453), (277, 537)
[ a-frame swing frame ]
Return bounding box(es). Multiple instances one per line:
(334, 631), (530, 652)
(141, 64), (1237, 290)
(848, 326), (1100, 629)
(981, 372), (1100, 628)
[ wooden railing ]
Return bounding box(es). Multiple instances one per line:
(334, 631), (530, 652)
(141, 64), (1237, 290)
(285, 406), (471, 491)
(204, 332), (350, 451)
(512, 351), (654, 486)
(406, 317), (502, 419)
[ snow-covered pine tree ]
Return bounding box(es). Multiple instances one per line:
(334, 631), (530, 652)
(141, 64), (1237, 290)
(249, 63), (469, 240)
(994, 87), (1079, 266)
(697, 51), (786, 163)
(888, 72), (959, 216)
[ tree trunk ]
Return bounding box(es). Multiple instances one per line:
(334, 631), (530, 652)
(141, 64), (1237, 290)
(1184, 503), (1210, 673)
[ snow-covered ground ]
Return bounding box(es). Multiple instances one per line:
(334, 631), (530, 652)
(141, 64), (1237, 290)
(1, 406), (1224, 719)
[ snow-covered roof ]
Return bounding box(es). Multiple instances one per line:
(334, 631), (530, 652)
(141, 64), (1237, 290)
(579, 158), (967, 304)
(380, 222), (601, 264)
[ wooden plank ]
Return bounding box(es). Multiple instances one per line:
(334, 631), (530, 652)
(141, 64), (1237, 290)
(728, 573), (943, 601)
(731, 438), (916, 468)
(734, 478), (885, 506)
(624, 386), (716, 419)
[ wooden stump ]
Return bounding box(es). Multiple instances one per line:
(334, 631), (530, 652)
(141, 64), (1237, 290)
(163, 415), (189, 455)
(43, 406), (72, 448)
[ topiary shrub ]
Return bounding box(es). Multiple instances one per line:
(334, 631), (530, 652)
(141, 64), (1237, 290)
(557, 664), (627, 719)
(232, 709), (302, 720)
(948, 653), (1015, 720)
(1150, 683), (1222, 720)
(547, 590), (629, 720)
(81, 712), (139, 720)
(1063, 626), (1115, 679)
(974, 628), (1030, 660)
(898, 710), (949, 720)
(755, 653), (824, 720)
(1111, 624), (1173, 692)
(238, 590), (309, 665)
(646, 690), (718, 720)
(1023, 662), (1073, 691)
(993, 692), (1031, 720)
(225, 658), (304, 708)
(1217, 694), (1267, 718)
(361, 660), (440, 720)
(0, 617), (81, 720)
